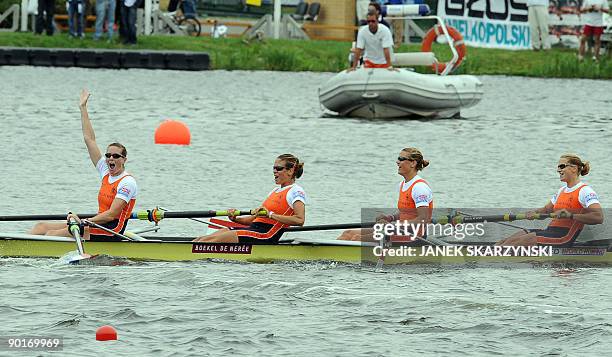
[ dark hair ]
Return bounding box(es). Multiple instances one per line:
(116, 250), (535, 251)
(401, 147), (429, 171)
(369, 1), (381, 14)
(277, 154), (304, 179)
(108, 143), (127, 157)
(561, 154), (590, 176)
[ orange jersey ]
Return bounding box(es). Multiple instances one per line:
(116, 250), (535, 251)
(536, 184), (587, 245)
(548, 183), (586, 229)
(393, 177), (434, 240)
(234, 185), (306, 241)
(90, 174), (136, 236)
(253, 185), (297, 227)
(397, 178), (434, 221)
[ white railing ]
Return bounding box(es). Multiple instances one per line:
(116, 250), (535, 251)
(0, 4), (20, 32)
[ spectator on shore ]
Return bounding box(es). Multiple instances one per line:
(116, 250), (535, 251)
(578, 0), (610, 61)
(527, 0), (551, 50)
(120, 0), (140, 45)
(66, 0), (86, 38)
(386, 0), (405, 49)
(35, 0), (55, 35)
(95, 0), (116, 41)
(356, 0), (370, 23)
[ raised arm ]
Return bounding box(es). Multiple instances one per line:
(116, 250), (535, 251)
(79, 89), (102, 166)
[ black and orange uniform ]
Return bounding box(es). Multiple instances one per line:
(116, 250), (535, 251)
(232, 184), (307, 244)
(392, 175), (434, 243)
(533, 183), (600, 246)
(89, 160), (138, 241)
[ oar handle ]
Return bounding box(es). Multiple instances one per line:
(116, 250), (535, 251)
(67, 218), (86, 256)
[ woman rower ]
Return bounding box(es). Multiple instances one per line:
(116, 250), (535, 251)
(194, 154), (306, 243)
(338, 147), (434, 242)
(497, 154), (603, 247)
(28, 89), (138, 241)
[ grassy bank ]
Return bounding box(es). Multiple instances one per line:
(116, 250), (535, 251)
(0, 32), (610, 78)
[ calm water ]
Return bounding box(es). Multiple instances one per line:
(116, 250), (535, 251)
(0, 67), (611, 356)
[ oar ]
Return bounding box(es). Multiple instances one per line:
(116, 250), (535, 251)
(133, 208), (268, 222)
(82, 220), (142, 241)
(285, 222), (376, 232)
(454, 210), (530, 233)
(0, 208), (266, 222)
(67, 218), (91, 263)
(157, 206), (226, 229)
(0, 213), (99, 221)
(430, 212), (564, 225)
(284, 212), (564, 232)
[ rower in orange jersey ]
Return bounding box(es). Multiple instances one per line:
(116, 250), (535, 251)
(194, 154), (307, 243)
(28, 89), (138, 241)
(338, 147), (434, 242)
(497, 154), (603, 247)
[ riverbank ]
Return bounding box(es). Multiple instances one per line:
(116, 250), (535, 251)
(0, 33), (609, 78)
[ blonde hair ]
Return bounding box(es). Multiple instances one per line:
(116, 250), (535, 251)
(401, 147), (429, 171)
(561, 153), (590, 176)
(277, 154), (304, 179)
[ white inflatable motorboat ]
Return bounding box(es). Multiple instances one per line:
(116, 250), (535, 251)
(318, 7), (484, 119)
(319, 67), (483, 119)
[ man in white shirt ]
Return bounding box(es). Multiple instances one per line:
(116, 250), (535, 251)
(527, 0), (551, 50)
(578, 0), (610, 61)
(350, 11), (394, 70)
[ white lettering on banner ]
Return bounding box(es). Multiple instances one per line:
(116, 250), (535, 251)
(370, 245), (554, 257)
(438, 0), (531, 49)
(439, 0), (590, 49)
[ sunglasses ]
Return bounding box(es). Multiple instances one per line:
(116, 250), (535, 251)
(367, 20), (377, 24)
(557, 164), (574, 170)
(397, 156), (414, 162)
(105, 153), (125, 159)
(273, 166), (287, 172)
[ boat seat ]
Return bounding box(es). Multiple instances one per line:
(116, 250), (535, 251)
(392, 52), (436, 67)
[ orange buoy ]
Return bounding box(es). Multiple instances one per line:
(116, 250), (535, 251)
(421, 25), (466, 74)
(96, 325), (118, 341)
(154, 119), (191, 145)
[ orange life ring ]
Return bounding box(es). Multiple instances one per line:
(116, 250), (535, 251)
(421, 25), (466, 74)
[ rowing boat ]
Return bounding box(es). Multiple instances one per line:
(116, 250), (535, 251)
(1, 234), (611, 265)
